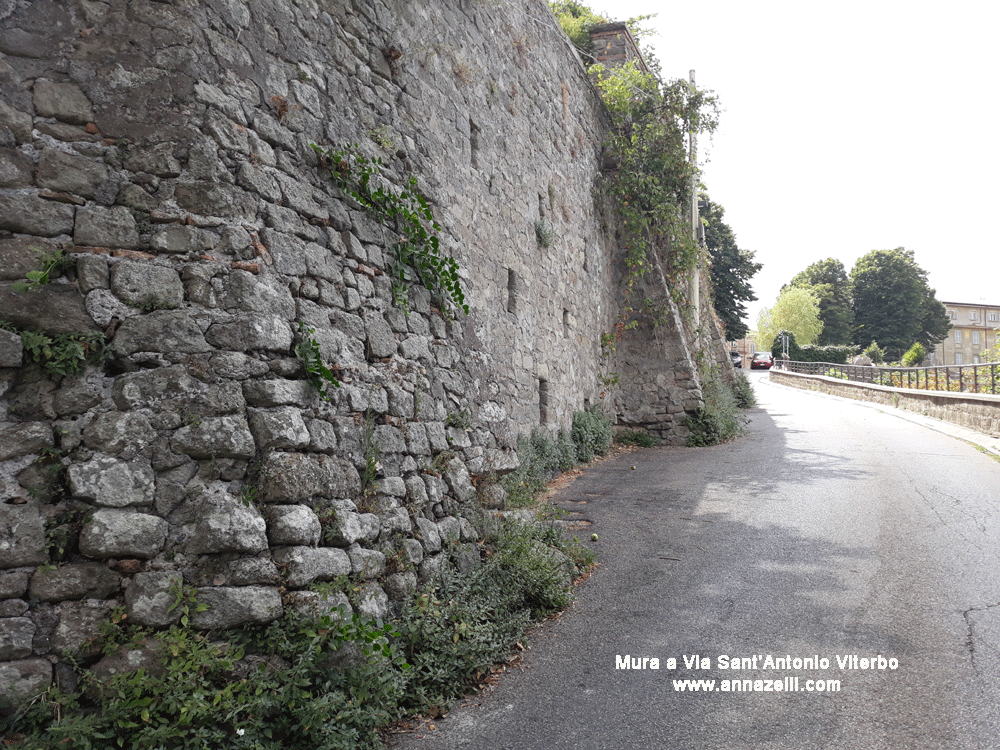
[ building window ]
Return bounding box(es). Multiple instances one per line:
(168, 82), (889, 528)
(989, 312), (999, 322)
(948, 309), (956, 319)
(974, 356), (981, 364)
(955, 329), (963, 344)
(973, 330), (981, 345)
(956, 353), (964, 365)
(970, 310), (978, 320)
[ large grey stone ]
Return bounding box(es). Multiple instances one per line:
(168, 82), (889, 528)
(79, 509), (168, 559)
(437, 516), (462, 545)
(85, 288), (136, 328)
(354, 582), (389, 620)
(74, 205), (139, 248)
(113, 310), (211, 355)
(0, 282), (97, 335)
(205, 315), (293, 352)
(173, 182), (257, 221)
(0, 146), (33, 187)
(83, 411), (156, 456)
(272, 546), (350, 588)
(0, 236), (63, 282)
(51, 599), (116, 656)
(363, 309), (396, 358)
(0, 659), (52, 716)
(383, 571), (417, 602)
(248, 406), (310, 450)
(413, 516), (441, 553)
(0, 422), (53, 461)
(150, 225), (217, 254)
(125, 571), (183, 627)
(37, 148), (108, 198)
(110, 260), (184, 309)
(0, 499), (47, 568)
(186, 487), (268, 554)
(257, 452), (361, 503)
(242, 378), (314, 407)
(348, 544), (385, 579)
(68, 455), (155, 507)
(29, 563), (121, 601)
(125, 141), (182, 177)
(265, 505), (321, 547)
(0, 194), (75, 236)
(33, 80), (95, 124)
(288, 590), (352, 620)
(113, 365), (245, 414)
(171, 415), (256, 459)
(224, 270), (295, 317)
(444, 457), (477, 503)
(189, 586), (283, 630)
(0, 617), (34, 660)
(323, 507), (365, 546)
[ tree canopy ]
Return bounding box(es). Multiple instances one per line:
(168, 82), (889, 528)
(756, 286), (823, 350)
(703, 198), (762, 341)
(786, 258), (853, 345)
(850, 248), (949, 361)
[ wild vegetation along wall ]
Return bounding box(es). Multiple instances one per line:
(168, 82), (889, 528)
(0, 0), (711, 704)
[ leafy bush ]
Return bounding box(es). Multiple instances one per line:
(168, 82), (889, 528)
(615, 429), (656, 447)
(901, 342), (926, 367)
(685, 367), (749, 446)
(570, 407), (613, 462)
(862, 341), (885, 364)
(731, 372), (756, 409)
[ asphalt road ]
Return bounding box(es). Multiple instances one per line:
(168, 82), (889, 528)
(390, 372), (1000, 750)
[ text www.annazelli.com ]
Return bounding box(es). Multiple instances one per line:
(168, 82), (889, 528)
(673, 677), (841, 693)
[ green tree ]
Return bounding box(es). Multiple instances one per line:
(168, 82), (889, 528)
(787, 258), (853, 345)
(703, 198), (762, 341)
(850, 248), (949, 361)
(756, 286), (823, 350)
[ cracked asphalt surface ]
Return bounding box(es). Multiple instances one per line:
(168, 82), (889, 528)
(389, 372), (1000, 749)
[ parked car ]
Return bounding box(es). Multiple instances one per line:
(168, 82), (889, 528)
(750, 352), (774, 369)
(729, 350), (742, 368)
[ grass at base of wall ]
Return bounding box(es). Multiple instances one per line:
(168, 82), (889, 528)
(685, 371), (755, 446)
(4, 519), (594, 750)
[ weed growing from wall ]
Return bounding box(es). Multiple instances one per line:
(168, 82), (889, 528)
(0, 322), (110, 376)
(294, 322), (340, 400)
(12, 245), (71, 292)
(311, 144), (469, 315)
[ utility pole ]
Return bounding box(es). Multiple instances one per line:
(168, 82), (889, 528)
(688, 70), (700, 338)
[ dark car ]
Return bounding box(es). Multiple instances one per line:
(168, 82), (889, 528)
(750, 352), (773, 369)
(729, 351), (742, 368)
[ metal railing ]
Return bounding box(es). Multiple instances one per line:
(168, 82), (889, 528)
(774, 359), (1000, 396)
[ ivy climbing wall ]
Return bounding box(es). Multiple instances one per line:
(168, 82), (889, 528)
(0, 0), (716, 706)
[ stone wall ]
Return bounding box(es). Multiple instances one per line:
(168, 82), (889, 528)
(0, 0), (715, 706)
(771, 369), (1000, 436)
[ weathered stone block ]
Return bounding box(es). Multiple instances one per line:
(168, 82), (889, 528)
(0, 659), (52, 715)
(0, 194), (75, 236)
(444, 457), (476, 503)
(125, 141), (182, 177)
(113, 310), (211, 355)
(265, 505), (321, 547)
(174, 182), (257, 221)
(403, 422), (430, 455)
(37, 149), (108, 198)
(0, 617), (34, 660)
(187, 487), (268, 554)
(288, 590), (352, 620)
(0, 499), (47, 568)
(355, 582), (388, 620)
(205, 315), (293, 352)
(33, 80), (95, 124)
(68, 455), (155, 507)
(348, 544), (385, 579)
(257, 452), (361, 503)
(242, 378), (314, 407)
(0, 283), (97, 336)
(0, 570), (30, 598)
(76, 253), (109, 292)
(151, 225), (218, 254)
(383, 571), (417, 602)
(79, 509), (168, 559)
(0, 422), (52, 461)
(74, 205), (138, 248)
(224, 270), (296, 318)
(248, 407), (310, 451)
(51, 599), (116, 656)
(273, 546), (350, 588)
(171, 415), (256, 459)
(110, 260), (184, 309)
(0, 146), (33, 188)
(437, 516), (462, 545)
(189, 586), (283, 630)
(29, 563), (121, 601)
(125, 571), (183, 627)
(83, 411), (156, 456)
(113, 365), (245, 414)
(413, 516), (441, 553)
(418, 553), (447, 584)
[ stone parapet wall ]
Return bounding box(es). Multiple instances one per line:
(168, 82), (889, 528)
(0, 0), (715, 706)
(771, 369), (1000, 436)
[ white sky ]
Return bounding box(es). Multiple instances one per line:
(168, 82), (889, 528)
(586, 0), (1000, 331)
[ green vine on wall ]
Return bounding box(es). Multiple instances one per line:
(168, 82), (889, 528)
(311, 143), (469, 315)
(591, 60), (719, 326)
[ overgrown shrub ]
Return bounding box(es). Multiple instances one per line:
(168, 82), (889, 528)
(731, 372), (756, 409)
(685, 366), (750, 446)
(570, 407), (613, 463)
(7, 520), (590, 750)
(862, 341), (885, 364)
(614, 429), (656, 447)
(901, 342), (926, 367)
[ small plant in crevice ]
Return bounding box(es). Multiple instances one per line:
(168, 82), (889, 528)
(445, 409), (472, 429)
(0, 322), (110, 377)
(311, 143), (469, 316)
(534, 220), (557, 248)
(294, 321), (340, 400)
(12, 245), (72, 292)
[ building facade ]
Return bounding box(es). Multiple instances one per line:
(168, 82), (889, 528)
(929, 302), (1000, 365)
